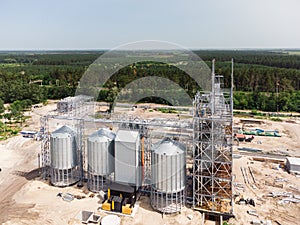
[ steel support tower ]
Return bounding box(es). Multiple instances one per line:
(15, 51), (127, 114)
(40, 115), (50, 179)
(193, 59), (234, 215)
(76, 119), (84, 185)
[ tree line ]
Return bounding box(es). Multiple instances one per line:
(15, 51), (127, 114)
(0, 50), (299, 112)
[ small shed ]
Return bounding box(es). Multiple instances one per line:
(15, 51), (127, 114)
(286, 157), (300, 174)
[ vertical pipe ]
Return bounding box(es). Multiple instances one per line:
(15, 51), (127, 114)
(141, 136), (145, 183)
(108, 188), (111, 199)
(202, 212), (205, 225)
(212, 59), (215, 115)
(230, 58), (234, 211)
(231, 59), (234, 116)
(220, 215), (223, 225)
(38, 153), (40, 169)
(77, 119), (84, 186)
(211, 59), (216, 210)
(276, 81), (279, 113)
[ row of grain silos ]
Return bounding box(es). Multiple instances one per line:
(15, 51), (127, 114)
(49, 125), (116, 190)
(49, 125), (186, 213)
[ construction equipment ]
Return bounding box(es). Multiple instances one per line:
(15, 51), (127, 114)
(235, 133), (246, 142)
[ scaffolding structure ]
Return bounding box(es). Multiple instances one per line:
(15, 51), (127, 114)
(193, 59), (234, 215)
(76, 119), (85, 185)
(57, 95), (94, 117)
(40, 115), (50, 179)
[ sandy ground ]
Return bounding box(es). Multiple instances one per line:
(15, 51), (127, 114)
(236, 118), (300, 157)
(0, 102), (299, 224)
(229, 156), (300, 225)
(0, 101), (56, 224)
(113, 103), (191, 119)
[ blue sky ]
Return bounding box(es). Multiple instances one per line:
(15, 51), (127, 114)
(0, 0), (299, 50)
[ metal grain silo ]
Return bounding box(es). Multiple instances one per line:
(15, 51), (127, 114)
(115, 129), (142, 188)
(50, 125), (78, 186)
(87, 128), (116, 192)
(150, 138), (186, 213)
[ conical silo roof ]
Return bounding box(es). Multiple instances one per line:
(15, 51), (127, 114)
(88, 128), (116, 142)
(52, 125), (76, 138)
(153, 138), (185, 155)
(52, 125), (76, 135)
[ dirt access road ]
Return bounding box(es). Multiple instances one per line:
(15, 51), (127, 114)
(0, 102), (56, 224)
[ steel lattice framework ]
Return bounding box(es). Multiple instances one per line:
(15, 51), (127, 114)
(40, 115), (50, 179)
(193, 60), (234, 215)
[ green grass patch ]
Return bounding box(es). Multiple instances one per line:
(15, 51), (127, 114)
(0, 63), (23, 67)
(0, 122), (21, 140)
(270, 117), (283, 122)
(157, 108), (177, 114)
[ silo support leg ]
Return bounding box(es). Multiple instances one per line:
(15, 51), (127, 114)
(202, 213), (205, 225)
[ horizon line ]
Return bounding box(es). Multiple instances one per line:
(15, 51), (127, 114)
(0, 47), (300, 52)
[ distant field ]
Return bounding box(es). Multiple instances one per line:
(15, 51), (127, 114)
(0, 63), (22, 67)
(287, 51), (300, 55)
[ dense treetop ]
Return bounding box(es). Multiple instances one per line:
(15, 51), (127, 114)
(0, 50), (299, 112)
